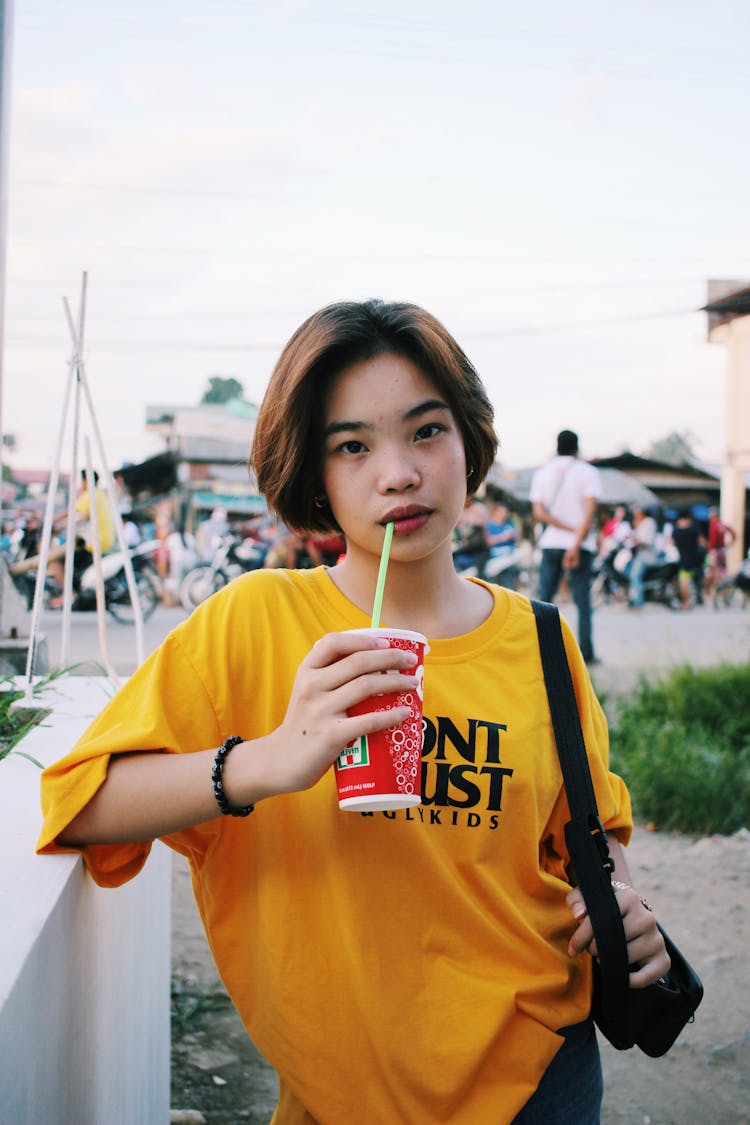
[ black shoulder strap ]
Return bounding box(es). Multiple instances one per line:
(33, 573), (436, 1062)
(531, 599), (631, 1010)
(531, 599), (600, 824)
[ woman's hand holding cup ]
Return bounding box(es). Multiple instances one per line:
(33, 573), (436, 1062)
(261, 631), (419, 799)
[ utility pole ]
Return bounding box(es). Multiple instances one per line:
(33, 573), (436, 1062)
(0, 0), (13, 500)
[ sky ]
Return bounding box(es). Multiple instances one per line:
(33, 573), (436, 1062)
(3, 0), (750, 476)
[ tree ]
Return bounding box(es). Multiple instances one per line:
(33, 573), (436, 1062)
(641, 431), (700, 466)
(201, 376), (245, 405)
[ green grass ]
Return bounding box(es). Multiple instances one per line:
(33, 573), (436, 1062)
(609, 662), (750, 836)
(0, 682), (47, 765)
(171, 982), (234, 1031)
(0, 666), (101, 766)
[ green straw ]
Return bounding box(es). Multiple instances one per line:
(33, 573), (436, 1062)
(371, 521), (395, 627)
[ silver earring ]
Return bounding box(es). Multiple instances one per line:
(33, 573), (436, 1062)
(313, 495), (328, 509)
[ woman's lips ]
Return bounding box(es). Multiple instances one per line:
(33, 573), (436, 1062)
(384, 510), (431, 534)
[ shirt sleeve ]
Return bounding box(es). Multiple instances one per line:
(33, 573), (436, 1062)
(36, 627), (224, 887)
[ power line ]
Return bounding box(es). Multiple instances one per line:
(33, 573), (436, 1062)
(15, 5), (750, 88)
(12, 179), (750, 237)
(5, 335), (281, 352)
(18, 1), (750, 70)
(4, 305), (704, 354)
(10, 241), (750, 268)
(5, 275), (711, 300)
(461, 306), (699, 340)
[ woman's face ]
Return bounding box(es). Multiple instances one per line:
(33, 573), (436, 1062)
(321, 352), (468, 565)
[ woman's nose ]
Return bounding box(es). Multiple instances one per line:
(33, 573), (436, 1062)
(376, 450), (421, 493)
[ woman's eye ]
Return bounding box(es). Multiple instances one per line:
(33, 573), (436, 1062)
(335, 439), (367, 454)
(415, 422), (444, 441)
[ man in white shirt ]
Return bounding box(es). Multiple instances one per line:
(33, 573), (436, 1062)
(530, 430), (602, 664)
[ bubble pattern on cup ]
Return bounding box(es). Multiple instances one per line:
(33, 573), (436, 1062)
(368, 636), (424, 796)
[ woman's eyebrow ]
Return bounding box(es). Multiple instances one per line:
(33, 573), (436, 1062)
(404, 398), (451, 421)
(323, 398), (451, 439)
(323, 418), (366, 439)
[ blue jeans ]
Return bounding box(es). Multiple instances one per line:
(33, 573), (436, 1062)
(538, 548), (596, 662)
(512, 1021), (602, 1124)
(628, 551), (654, 607)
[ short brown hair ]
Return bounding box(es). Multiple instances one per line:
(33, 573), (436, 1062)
(250, 299), (498, 533)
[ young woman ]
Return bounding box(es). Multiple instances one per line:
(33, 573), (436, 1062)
(38, 300), (668, 1124)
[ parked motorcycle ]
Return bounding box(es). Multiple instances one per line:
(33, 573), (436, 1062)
(591, 546), (680, 609)
(14, 539), (162, 623)
(179, 533), (267, 611)
(77, 540), (162, 623)
(712, 552), (750, 608)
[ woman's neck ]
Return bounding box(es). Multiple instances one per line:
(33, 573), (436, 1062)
(327, 548), (494, 638)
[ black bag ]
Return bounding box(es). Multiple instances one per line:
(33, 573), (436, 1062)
(532, 600), (704, 1057)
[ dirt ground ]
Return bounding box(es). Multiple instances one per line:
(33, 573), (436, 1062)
(169, 601), (750, 1124)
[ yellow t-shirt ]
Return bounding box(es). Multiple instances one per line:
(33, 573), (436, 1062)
(37, 569), (631, 1124)
(75, 486), (116, 554)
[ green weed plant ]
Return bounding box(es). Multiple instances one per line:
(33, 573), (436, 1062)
(0, 665), (106, 767)
(610, 662), (750, 836)
(0, 681), (48, 765)
(171, 982), (233, 1031)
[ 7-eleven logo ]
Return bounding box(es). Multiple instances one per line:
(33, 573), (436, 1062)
(337, 735), (369, 769)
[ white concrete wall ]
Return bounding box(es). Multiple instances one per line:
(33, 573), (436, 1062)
(710, 313), (750, 571)
(0, 677), (170, 1125)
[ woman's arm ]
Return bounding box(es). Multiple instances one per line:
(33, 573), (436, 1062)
(57, 631), (419, 846)
(57, 743), (262, 846)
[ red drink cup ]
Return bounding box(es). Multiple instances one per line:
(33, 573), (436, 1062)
(334, 628), (428, 811)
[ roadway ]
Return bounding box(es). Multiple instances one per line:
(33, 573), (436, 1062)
(31, 588), (749, 689)
(32, 602), (189, 678)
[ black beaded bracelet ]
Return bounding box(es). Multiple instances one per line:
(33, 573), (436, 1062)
(211, 736), (255, 817)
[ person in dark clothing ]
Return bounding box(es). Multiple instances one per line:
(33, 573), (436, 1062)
(672, 508), (707, 610)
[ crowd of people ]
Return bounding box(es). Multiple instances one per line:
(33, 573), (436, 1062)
(454, 488), (738, 602)
(0, 491), (347, 610)
(449, 430), (746, 677)
(0, 459), (742, 624)
(457, 493), (738, 586)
